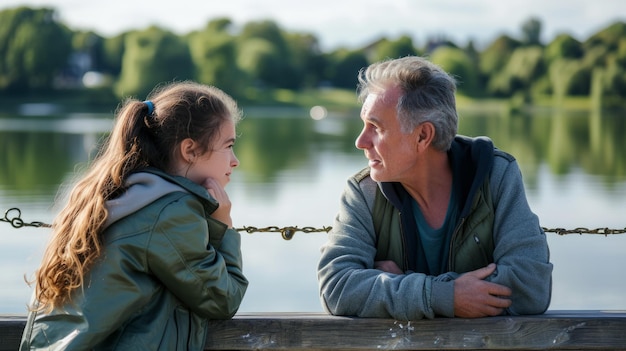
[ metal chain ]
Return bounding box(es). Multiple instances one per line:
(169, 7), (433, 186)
(2, 208), (51, 229)
(542, 227), (626, 236)
(3, 207), (625, 239)
(237, 226), (332, 240)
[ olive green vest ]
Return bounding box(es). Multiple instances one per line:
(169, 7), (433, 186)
(371, 179), (495, 274)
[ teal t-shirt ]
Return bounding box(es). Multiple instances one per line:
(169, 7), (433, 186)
(412, 189), (458, 275)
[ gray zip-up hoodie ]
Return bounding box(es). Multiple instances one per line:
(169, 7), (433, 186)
(317, 136), (552, 320)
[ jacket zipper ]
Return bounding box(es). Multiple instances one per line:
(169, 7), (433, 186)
(448, 217), (465, 270)
(473, 235), (489, 262)
(399, 211), (410, 272)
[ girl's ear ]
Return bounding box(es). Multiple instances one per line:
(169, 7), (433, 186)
(178, 138), (198, 163)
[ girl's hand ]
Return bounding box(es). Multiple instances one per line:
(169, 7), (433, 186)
(202, 177), (233, 228)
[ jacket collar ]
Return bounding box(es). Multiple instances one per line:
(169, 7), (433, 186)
(378, 135), (494, 216)
(104, 167), (218, 228)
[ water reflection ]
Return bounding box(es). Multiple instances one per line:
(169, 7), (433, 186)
(3, 108), (624, 196)
(458, 108), (626, 185)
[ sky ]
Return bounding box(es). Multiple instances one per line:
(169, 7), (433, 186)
(2, 0), (625, 50)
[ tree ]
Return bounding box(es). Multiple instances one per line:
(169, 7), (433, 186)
(236, 38), (287, 88)
(521, 17), (543, 46)
(590, 61), (626, 108)
(115, 26), (194, 99)
(236, 20), (298, 89)
(488, 46), (544, 96)
(67, 30), (107, 85)
(371, 35), (418, 62)
(284, 32), (326, 89)
(549, 58), (591, 101)
(430, 46), (479, 96)
(479, 35), (522, 96)
(544, 34), (583, 65)
(188, 19), (246, 96)
(0, 6), (72, 92)
(72, 31), (104, 66)
(239, 20), (289, 57)
(584, 21), (626, 52)
(101, 32), (127, 77)
(325, 49), (368, 89)
(479, 35), (521, 75)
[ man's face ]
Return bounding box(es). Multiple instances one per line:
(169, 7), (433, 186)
(355, 85), (420, 183)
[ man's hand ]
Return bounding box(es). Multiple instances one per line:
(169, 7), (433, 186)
(454, 263), (512, 318)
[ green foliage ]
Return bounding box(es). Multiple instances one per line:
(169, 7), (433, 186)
(544, 34), (583, 64)
(188, 20), (246, 96)
(550, 58), (591, 98)
(617, 38), (626, 67)
(239, 20), (289, 57)
(0, 6), (72, 92)
(582, 45), (609, 68)
(101, 33), (127, 76)
(284, 32), (325, 89)
(324, 49), (368, 89)
(487, 46), (544, 97)
(584, 22), (626, 51)
(430, 46), (479, 96)
(115, 26), (194, 99)
(371, 35), (419, 62)
(237, 20), (299, 89)
(71, 30), (111, 76)
(0, 5), (624, 107)
(521, 17), (543, 45)
(72, 30), (101, 52)
(597, 61), (626, 97)
(204, 17), (232, 32)
(479, 35), (521, 75)
(237, 38), (286, 88)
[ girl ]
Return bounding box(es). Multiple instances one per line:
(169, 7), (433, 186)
(20, 81), (248, 350)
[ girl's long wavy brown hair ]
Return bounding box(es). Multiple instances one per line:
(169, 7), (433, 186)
(32, 81), (242, 312)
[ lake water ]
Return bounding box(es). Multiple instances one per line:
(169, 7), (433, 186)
(1, 104), (625, 314)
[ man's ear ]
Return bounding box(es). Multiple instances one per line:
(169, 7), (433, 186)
(416, 122), (435, 152)
(178, 138), (197, 163)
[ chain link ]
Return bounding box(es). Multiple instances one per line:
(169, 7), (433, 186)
(3, 207), (625, 239)
(2, 208), (51, 229)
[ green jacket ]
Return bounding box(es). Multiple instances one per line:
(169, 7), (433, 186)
(370, 170), (494, 274)
(20, 168), (248, 350)
(371, 137), (495, 274)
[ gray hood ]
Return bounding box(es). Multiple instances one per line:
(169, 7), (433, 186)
(104, 172), (188, 229)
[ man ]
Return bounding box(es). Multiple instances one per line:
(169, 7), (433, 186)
(317, 56), (552, 320)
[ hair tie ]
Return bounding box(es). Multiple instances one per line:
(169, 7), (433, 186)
(143, 100), (154, 115)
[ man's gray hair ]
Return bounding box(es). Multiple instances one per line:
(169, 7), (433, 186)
(357, 56), (458, 151)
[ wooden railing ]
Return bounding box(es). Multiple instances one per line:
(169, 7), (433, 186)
(2, 311), (625, 350)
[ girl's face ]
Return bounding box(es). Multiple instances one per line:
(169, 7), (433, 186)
(185, 119), (239, 188)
